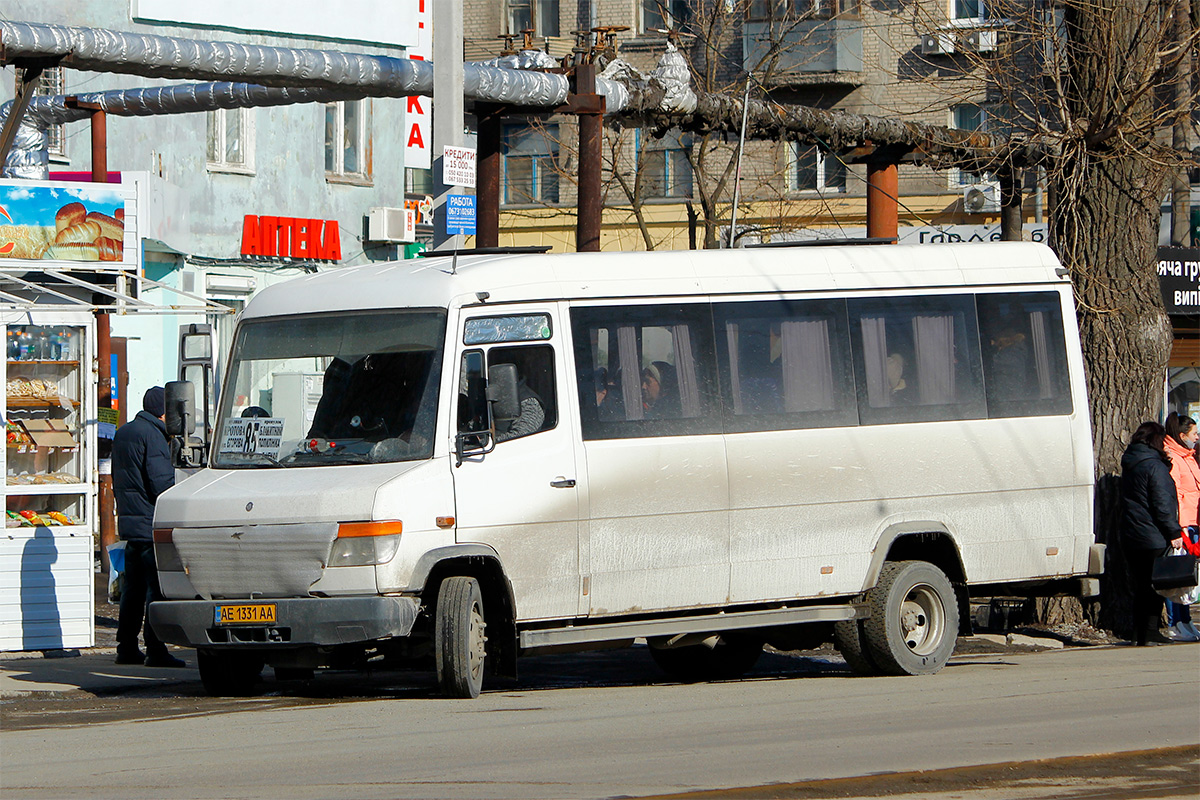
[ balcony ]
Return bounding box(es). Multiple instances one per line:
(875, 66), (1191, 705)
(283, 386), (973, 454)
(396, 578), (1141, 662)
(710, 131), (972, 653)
(743, 19), (863, 86)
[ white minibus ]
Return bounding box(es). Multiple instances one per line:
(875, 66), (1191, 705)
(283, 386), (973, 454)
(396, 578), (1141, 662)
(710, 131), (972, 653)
(149, 242), (1101, 698)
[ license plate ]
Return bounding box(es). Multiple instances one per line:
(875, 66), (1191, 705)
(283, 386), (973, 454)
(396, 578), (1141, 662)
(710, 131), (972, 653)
(214, 604), (276, 625)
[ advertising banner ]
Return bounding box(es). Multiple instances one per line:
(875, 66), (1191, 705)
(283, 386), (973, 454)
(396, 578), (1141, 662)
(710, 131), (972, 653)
(0, 182), (126, 262)
(1157, 247), (1200, 315)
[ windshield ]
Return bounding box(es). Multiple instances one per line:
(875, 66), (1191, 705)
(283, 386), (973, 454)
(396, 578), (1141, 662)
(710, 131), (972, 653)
(213, 309), (446, 468)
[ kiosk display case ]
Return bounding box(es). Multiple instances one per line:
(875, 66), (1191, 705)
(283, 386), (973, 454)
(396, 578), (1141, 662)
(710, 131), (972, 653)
(2, 313), (96, 651)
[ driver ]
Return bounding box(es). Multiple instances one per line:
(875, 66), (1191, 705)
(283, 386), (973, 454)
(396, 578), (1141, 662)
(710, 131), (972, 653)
(495, 370), (545, 442)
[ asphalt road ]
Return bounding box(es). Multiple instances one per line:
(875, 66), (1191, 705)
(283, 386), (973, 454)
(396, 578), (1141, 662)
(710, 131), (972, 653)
(2, 643), (1198, 800)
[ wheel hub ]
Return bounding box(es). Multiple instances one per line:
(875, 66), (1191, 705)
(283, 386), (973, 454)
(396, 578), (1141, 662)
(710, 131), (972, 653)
(469, 604), (487, 678)
(899, 584), (943, 654)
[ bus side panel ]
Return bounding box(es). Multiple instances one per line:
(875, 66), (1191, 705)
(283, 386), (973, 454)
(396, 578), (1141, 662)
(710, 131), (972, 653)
(728, 417), (1085, 603)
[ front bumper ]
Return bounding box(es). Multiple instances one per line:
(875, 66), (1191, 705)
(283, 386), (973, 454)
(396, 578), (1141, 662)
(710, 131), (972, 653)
(148, 595), (420, 649)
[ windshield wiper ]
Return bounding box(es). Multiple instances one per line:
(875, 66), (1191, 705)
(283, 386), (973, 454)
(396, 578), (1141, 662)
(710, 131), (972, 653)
(229, 452), (284, 467)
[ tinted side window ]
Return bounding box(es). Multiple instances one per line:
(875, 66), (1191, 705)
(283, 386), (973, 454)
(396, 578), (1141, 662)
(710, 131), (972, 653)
(713, 299), (858, 432)
(848, 295), (985, 425)
(572, 304), (720, 440)
(977, 292), (1073, 418)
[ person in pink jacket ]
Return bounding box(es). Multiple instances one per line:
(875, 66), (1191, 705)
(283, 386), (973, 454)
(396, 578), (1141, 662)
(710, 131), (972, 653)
(1164, 412), (1200, 641)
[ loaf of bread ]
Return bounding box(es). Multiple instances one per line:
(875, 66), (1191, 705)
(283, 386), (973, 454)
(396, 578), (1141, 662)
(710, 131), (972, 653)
(96, 236), (123, 261)
(55, 202), (85, 234)
(55, 220), (101, 245)
(85, 211), (124, 241)
(46, 243), (101, 261)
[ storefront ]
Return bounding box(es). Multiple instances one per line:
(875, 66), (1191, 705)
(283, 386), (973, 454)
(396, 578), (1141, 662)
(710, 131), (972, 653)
(1, 177), (222, 652)
(1159, 246), (1200, 420)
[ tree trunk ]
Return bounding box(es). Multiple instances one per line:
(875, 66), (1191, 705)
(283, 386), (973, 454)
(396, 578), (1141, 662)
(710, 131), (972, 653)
(1050, 150), (1174, 636)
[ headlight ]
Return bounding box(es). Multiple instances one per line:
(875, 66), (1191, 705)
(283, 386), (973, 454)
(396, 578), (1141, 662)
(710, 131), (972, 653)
(327, 521), (403, 567)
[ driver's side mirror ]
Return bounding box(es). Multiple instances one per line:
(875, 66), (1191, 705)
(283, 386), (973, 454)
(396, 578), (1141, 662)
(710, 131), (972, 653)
(164, 380), (195, 437)
(487, 363), (520, 421)
(164, 380), (200, 468)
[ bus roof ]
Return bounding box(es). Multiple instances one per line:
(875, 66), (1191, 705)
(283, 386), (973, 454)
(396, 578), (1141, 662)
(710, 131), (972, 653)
(242, 242), (1066, 320)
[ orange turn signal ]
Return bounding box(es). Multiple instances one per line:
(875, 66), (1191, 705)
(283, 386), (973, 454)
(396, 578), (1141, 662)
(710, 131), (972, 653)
(436, 516), (455, 528)
(337, 520), (404, 538)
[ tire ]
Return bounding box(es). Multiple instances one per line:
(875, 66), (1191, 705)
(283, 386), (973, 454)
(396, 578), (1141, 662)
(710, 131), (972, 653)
(649, 635), (763, 683)
(861, 560), (959, 676)
(833, 620), (881, 676)
(435, 576), (487, 698)
(198, 650), (264, 696)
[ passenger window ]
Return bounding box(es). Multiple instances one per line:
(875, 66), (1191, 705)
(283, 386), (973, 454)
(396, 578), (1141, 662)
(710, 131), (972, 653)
(571, 304), (720, 440)
(714, 299), (857, 432)
(977, 292), (1073, 418)
(848, 295), (985, 425)
(488, 344), (557, 441)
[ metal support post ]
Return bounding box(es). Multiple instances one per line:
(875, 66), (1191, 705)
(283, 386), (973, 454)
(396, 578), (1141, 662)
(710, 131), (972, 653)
(866, 161), (899, 242)
(432, 0), (466, 251)
(476, 103), (503, 249)
(0, 63), (45, 167)
(574, 62), (603, 252)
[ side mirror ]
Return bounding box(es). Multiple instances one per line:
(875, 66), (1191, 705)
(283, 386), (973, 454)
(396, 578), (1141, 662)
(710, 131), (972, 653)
(487, 363), (520, 421)
(164, 380), (196, 437)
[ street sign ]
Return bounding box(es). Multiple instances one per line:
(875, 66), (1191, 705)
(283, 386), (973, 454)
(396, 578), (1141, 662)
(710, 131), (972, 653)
(442, 146), (477, 188)
(446, 194), (476, 236)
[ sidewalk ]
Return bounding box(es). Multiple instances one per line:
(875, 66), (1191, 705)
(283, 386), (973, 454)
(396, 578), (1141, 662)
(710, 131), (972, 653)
(1, 571), (197, 697)
(0, 647), (196, 696)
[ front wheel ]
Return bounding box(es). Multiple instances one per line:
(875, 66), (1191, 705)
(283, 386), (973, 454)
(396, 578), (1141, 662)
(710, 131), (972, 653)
(197, 650), (264, 696)
(435, 576), (487, 698)
(861, 560), (959, 676)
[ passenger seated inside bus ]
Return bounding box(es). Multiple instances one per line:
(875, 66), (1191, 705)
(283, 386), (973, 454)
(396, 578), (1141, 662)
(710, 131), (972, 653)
(886, 352), (915, 405)
(642, 361), (680, 418)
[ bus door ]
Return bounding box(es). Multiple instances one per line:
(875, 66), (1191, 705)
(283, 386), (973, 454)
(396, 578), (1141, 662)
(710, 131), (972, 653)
(451, 306), (585, 621)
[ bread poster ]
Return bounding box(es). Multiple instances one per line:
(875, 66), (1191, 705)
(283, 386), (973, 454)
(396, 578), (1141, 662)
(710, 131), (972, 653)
(0, 183), (125, 262)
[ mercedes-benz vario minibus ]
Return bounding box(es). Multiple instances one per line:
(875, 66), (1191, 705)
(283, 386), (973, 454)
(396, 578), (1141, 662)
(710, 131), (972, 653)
(149, 242), (1102, 698)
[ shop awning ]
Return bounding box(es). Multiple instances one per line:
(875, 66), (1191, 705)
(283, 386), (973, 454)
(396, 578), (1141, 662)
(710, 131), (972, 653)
(0, 265), (232, 314)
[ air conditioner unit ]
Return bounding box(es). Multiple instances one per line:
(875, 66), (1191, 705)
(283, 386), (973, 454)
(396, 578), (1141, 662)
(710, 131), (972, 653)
(920, 32), (956, 56)
(963, 182), (1001, 214)
(367, 207), (417, 243)
(965, 29), (997, 53)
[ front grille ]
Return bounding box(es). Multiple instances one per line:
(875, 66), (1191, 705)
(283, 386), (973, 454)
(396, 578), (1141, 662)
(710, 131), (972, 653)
(173, 523), (339, 599)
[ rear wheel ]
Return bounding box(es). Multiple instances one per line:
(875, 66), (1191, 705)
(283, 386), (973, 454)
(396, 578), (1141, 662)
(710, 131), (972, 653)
(198, 650), (264, 696)
(833, 620), (881, 676)
(649, 635), (763, 683)
(435, 576), (487, 698)
(861, 560), (959, 676)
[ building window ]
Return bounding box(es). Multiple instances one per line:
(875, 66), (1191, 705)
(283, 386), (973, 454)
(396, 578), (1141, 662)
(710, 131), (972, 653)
(17, 66), (67, 160)
(787, 143), (846, 192)
(206, 108), (253, 173)
(642, 0), (689, 33)
(953, 0), (992, 19)
(325, 100), (371, 181)
(503, 123), (559, 205)
(507, 0), (560, 36)
(747, 0), (860, 20)
(951, 104), (988, 185)
(637, 130), (692, 199)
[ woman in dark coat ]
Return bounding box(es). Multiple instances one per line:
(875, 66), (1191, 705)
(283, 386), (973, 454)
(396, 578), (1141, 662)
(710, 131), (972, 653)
(1120, 421), (1186, 645)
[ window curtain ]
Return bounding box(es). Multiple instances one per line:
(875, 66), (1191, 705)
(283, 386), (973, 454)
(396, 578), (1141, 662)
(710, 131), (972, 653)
(1029, 310), (1053, 398)
(618, 325), (643, 420)
(912, 314), (955, 404)
(860, 316), (890, 407)
(782, 318), (834, 412)
(673, 324), (701, 417)
(725, 322), (743, 415)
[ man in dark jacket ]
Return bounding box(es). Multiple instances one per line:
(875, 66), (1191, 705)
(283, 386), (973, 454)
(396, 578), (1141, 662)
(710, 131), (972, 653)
(1120, 421), (1186, 646)
(112, 386), (184, 667)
